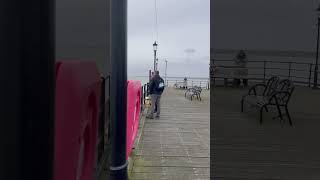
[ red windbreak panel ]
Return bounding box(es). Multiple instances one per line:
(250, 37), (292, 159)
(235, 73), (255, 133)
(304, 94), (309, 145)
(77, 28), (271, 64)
(126, 80), (142, 159)
(54, 60), (101, 180)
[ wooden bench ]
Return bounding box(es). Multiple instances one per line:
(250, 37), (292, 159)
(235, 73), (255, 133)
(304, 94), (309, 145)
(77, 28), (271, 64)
(241, 77), (294, 125)
(185, 86), (202, 101)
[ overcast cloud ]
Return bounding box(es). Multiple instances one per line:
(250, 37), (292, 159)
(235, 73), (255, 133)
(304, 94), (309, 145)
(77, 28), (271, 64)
(212, 0), (320, 52)
(128, 0), (210, 77)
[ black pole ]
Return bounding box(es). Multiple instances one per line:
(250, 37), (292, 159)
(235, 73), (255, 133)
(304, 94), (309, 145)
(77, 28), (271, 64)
(314, 17), (320, 89)
(0, 0), (55, 179)
(109, 0), (128, 179)
(154, 50), (157, 71)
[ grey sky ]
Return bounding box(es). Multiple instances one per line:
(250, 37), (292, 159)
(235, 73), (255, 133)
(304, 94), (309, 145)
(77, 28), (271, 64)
(128, 0), (210, 77)
(213, 0), (320, 52)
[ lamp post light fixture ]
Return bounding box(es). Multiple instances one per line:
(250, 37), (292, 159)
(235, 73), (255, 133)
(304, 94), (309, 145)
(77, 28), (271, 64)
(153, 41), (158, 72)
(314, 5), (320, 89)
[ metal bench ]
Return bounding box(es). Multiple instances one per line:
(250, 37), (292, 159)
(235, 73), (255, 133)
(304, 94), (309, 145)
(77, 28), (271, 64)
(185, 86), (202, 101)
(241, 77), (294, 125)
(174, 81), (188, 89)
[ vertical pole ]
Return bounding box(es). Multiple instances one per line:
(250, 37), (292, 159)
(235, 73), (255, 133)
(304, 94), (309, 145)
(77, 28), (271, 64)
(263, 60), (266, 83)
(165, 59), (167, 86)
(141, 86), (143, 110)
(110, 0), (129, 179)
(309, 64), (312, 87)
(98, 77), (106, 165)
(143, 85), (146, 103)
(154, 50), (156, 72)
(314, 17), (320, 89)
(288, 62), (292, 79)
(156, 58), (159, 71)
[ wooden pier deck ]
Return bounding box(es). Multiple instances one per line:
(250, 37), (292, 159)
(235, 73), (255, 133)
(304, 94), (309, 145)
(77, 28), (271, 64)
(129, 88), (210, 180)
(213, 86), (320, 179)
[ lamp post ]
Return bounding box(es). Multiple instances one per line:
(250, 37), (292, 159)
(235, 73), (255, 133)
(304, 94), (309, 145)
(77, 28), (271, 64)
(110, 0), (129, 179)
(153, 41), (158, 72)
(314, 5), (320, 89)
(156, 58), (159, 71)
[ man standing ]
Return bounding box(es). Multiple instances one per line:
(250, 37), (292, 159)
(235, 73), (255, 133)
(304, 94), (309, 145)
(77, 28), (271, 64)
(233, 50), (248, 87)
(147, 71), (165, 119)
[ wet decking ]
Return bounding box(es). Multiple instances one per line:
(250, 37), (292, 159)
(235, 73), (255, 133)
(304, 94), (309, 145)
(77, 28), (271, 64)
(213, 86), (320, 179)
(129, 88), (210, 180)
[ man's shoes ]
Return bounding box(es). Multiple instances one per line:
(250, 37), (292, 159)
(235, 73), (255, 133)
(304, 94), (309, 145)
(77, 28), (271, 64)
(155, 115), (160, 118)
(146, 115), (154, 119)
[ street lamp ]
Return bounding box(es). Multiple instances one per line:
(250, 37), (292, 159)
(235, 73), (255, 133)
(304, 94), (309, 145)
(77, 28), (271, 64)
(314, 5), (320, 89)
(155, 58), (159, 71)
(153, 41), (158, 72)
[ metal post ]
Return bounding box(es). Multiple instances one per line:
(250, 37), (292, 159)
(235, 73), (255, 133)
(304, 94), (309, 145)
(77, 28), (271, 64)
(0, 0), (55, 179)
(110, 0), (129, 179)
(154, 50), (157, 72)
(165, 59), (168, 86)
(309, 64), (313, 87)
(156, 58), (159, 71)
(97, 77), (106, 166)
(288, 62), (292, 79)
(263, 61), (266, 83)
(147, 83), (150, 96)
(141, 86), (143, 110)
(314, 17), (320, 89)
(143, 85), (146, 103)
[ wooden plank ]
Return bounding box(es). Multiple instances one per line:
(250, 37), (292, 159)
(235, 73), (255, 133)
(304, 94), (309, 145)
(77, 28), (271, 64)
(213, 86), (320, 179)
(130, 88), (210, 180)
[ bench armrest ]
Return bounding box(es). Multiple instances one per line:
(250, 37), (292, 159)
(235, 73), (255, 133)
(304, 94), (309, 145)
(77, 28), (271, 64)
(185, 88), (194, 96)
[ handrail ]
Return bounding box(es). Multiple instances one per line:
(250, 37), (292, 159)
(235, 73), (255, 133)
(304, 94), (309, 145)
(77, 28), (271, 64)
(167, 79), (210, 89)
(213, 59), (320, 87)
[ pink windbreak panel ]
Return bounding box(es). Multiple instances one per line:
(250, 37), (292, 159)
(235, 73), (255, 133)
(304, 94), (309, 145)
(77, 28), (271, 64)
(126, 80), (142, 159)
(55, 60), (101, 180)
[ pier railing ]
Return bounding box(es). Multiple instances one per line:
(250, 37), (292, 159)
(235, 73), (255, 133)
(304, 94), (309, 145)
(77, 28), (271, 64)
(140, 78), (209, 106)
(141, 83), (150, 109)
(166, 79), (210, 89)
(213, 59), (320, 87)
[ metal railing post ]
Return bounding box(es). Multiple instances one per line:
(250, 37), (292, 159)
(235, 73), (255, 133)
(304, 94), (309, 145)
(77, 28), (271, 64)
(143, 84), (146, 101)
(141, 86), (143, 110)
(263, 60), (266, 83)
(288, 62), (292, 79)
(309, 64), (313, 88)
